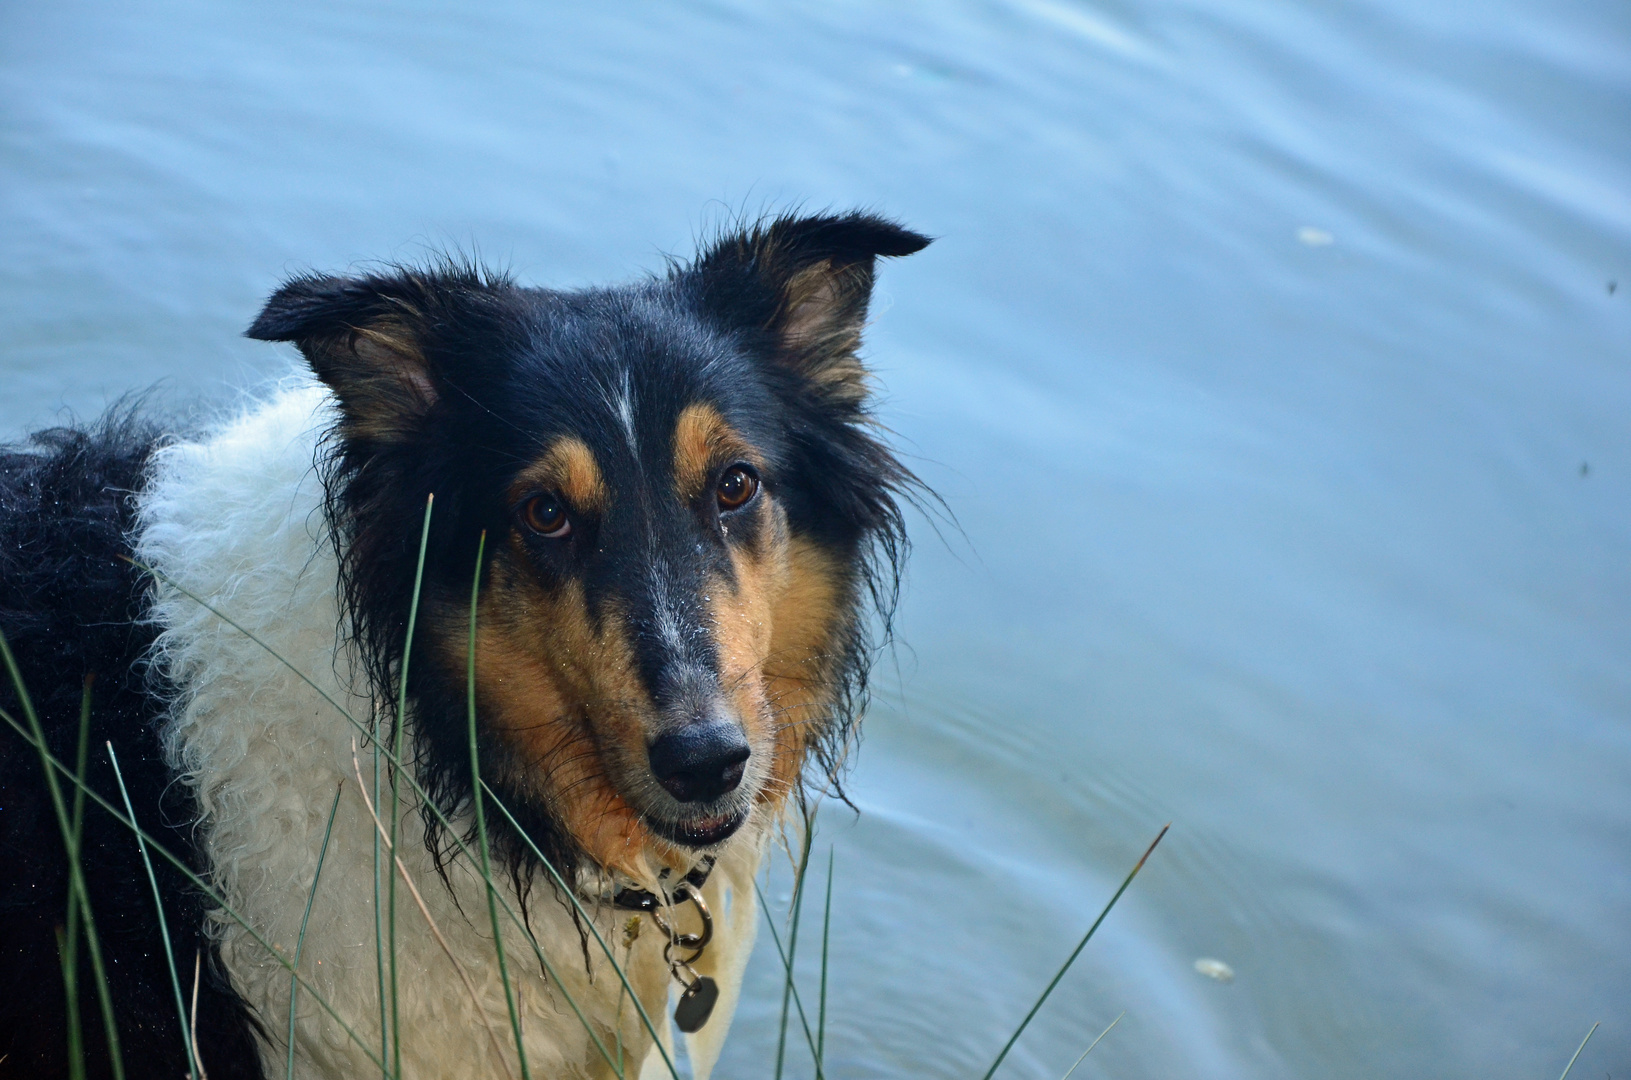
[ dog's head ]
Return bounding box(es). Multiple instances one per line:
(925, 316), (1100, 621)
(248, 212), (929, 882)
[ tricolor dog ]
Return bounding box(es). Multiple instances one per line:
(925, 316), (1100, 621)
(0, 211), (929, 1079)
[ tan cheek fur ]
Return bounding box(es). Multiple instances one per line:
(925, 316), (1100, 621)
(464, 539), (656, 880)
(761, 535), (847, 802)
(709, 513), (847, 814)
(674, 407), (850, 815)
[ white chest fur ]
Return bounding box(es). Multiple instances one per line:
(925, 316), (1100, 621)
(134, 379), (761, 1080)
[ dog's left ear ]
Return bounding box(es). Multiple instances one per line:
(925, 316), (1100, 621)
(689, 212), (931, 406)
(246, 270), (491, 444)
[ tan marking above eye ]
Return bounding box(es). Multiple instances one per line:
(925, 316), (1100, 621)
(507, 435), (607, 518)
(672, 402), (765, 503)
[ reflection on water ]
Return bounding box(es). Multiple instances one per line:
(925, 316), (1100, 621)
(3, 0), (1627, 1075)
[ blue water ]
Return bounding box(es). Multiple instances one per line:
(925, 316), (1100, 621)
(3, 1), (1627, 1075)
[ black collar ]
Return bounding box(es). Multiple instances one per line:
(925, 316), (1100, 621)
(610, 854), (717, 911)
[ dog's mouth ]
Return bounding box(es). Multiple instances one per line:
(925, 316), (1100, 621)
(628, 713), (758, 848)
(641, 805), (751, 849)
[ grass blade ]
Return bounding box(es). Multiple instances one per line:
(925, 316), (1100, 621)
(1059, 1011), (1122, 1080)
(466, 532), (532, 1080)
(752, 882), (822, 1073)
(55, 927), (84, 1080)
(189, 951), (209, 1080)
(773, 812), (815, 1080)
(0, 630), (125, 1080)
(482, 783), (677, 1080)
(371, 700), (388, 1076)
(817, 846), (833, 1072)
(288, 781), (344, 1080)
(60, 678), (95, 1080)
(1557, 1021), (1599, 1080)
(979, 824), (1169, 1080)
(388, 493), (432, 1080)
(106, 741), (198, 1080)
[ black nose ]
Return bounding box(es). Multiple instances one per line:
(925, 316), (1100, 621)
(647, 721), (751, 803)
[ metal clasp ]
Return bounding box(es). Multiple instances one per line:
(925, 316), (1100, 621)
(652, 884), (713, 964)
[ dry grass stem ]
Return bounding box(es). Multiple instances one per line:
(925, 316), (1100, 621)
(1059, 1011), (1122, 1080)
(189, 951), (210, 1080)
(351, 741), (517, 1080)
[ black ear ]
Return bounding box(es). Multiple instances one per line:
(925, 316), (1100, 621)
(688, 212), (931, 405)
(247, 267), (500, 442)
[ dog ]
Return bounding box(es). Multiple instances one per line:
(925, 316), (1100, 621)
(0, 211), (929, 1080)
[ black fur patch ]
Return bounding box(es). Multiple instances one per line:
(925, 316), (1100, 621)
(0, 410), (265, 1079)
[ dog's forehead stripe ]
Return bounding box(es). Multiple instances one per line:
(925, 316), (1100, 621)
(611, 367), (638, 455)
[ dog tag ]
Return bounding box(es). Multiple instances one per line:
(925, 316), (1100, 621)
(673, 975), (719, 1033)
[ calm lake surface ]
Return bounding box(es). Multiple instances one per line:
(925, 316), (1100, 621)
(3, 1), (1627, 1075)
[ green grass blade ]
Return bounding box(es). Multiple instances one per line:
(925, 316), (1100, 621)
(1059, 1011), (1122, 1080)
(817, 846), (833, 1074)
(106, 742), (198, 1080)
(56, 926), (85, 1080)
(66, 677), (92, 946)
(773, 814), (815, 1080)
(466, 533), (532, 1080)
(388, 493), (432, 1080)
(1557, 1021), (1600, 1080)
(752, 879), (822, 1073)
(372, 698), (388, 1077)
(288, 781), (345, 1080)
(0, 630), (125, 1080)
(481, 783), (676, 1080)
(69, 864), (124, 1080)
(979, 824), (1169, 1080)
(60, 678), (95, 1080)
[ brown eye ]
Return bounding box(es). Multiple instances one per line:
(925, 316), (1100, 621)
(520, 494), (571, 538)
(716, 465), (759, 512)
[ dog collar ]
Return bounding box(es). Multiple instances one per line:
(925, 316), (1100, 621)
(610, 855), (720, 1032)
(609, 853), (716, 914)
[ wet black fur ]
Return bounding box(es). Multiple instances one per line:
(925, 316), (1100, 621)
(246, 211), (930, 899)
(0, 412), (265, 1079)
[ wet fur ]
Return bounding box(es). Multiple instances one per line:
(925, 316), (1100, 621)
(0, 211), (929, 1079)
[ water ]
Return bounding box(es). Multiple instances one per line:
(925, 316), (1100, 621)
(3, 1), (1627, 1075)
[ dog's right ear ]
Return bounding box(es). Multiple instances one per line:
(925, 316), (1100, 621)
(688, 212), (932, 412)
(247, 271), (460, 445)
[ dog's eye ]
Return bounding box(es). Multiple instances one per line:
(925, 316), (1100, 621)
(716, 465), (759, 512)
(520, 494), (571, 538)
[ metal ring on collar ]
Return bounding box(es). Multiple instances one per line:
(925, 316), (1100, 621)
(652, 886), (713, 955)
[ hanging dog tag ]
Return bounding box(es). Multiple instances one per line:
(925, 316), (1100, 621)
(673, 974), (719, 1033)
